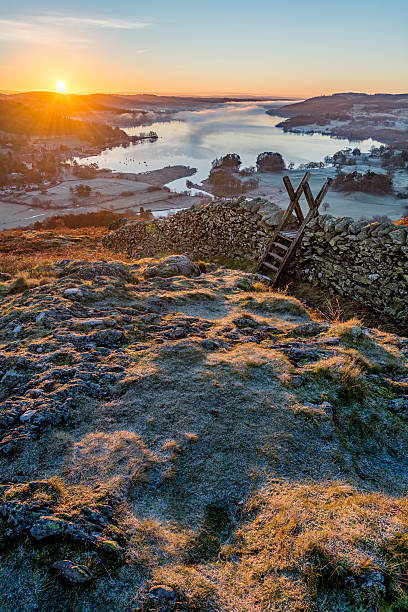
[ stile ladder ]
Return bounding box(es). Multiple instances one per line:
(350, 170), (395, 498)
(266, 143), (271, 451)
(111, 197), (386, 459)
(257, 173), (332, 285)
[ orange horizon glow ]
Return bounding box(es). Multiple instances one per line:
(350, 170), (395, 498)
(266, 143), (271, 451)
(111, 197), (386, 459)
(3, 79), (407, 100)
(1, 46), (406, 100)
(2, 62), (406, 99)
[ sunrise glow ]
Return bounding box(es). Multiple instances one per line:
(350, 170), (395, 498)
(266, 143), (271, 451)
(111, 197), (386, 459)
(56, 80), (66, 93)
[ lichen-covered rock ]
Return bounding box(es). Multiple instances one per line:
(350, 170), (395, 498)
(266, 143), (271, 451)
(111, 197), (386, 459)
(144, 255), (200, 279)
(52, 560), (93, 584)
(0, 480), (123, 555)
(289, 321), (330, 337)
(31, 516), (66, 540)
(58, 260), (135, 283)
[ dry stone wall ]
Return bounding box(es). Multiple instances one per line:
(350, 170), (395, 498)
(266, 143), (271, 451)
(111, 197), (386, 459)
(104, 199), (408, 325)
(103, 197), (292, 264)
(290, 215), (408, 325)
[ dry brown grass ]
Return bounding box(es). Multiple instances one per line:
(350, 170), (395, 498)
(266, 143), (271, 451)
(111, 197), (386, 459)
(213, 482), (408, 611)
(239, 292), (311, 321)
(0, 227), (133, 275)
(307, 353), (370, 403)
(65, 430), (159, 494)
(329, 318), (363, 338)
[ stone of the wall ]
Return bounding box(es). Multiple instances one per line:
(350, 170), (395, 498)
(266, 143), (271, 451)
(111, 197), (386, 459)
(289, 214), (408, 324)
(103, 197), (292, 264)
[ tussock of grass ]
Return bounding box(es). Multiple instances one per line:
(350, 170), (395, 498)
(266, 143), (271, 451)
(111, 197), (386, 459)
(308, 355), (369, 403)
(3, 478), (66, 505)
(153, 338), (205, 365)
(206, 344), (291, 379)
(161, 288), (218, 305)
(329, 320), (406, 372)
(251, 281), (268, 293)
(329, 318), (363, 340)
(241, 293), (311, 321)
(0, 274), (50, 295)
(66, 430), (159, 494)
(151, 564), (217, 611)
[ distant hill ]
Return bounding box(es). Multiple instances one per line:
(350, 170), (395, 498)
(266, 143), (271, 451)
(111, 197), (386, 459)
(269, 92), (408, 146)
(5, 91), (132, 113)
(0, 98), (129, 141)
(272, 92), (408, 118)
(3, 91), (284, 112)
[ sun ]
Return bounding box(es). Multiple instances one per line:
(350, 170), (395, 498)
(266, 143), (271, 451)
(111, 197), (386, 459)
(56, 80), (66, 93)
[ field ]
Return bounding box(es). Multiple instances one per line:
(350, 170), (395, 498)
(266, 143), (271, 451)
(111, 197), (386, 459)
(0, 166), (207, 231)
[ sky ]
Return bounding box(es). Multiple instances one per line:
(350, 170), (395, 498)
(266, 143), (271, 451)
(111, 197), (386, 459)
(1, 0), (407, 96)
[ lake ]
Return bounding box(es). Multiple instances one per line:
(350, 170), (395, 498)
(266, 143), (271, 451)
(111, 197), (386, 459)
(80, 101), (383, 192)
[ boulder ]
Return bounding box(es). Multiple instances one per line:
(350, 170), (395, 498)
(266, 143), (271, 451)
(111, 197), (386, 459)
(144, 255), (200, 279)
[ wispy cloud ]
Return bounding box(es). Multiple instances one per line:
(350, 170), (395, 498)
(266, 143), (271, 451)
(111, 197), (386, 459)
(0, 15), (150, 46)
(37, 16), (150, 30)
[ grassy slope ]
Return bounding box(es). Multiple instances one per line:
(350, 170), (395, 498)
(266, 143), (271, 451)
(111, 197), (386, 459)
(0, 233), (407, 610)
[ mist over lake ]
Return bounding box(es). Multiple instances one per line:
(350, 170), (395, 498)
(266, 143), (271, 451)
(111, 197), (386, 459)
(81, 101), (383, 190)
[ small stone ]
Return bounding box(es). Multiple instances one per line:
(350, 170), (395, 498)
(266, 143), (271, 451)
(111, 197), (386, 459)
(52, 560), (93, 584)
(390, 228), (407, 245)
(20, 410), (37, 423)
(147, 585), (177, 602)
(334, 217), (353, 232)
(64, 288), (83, 299)
(167, 327), (187, 339)
(92, 329), (124, 347)
(35, 312), (46, 323)
(201, 339), (219, 350)
(349, 326), (363, 341)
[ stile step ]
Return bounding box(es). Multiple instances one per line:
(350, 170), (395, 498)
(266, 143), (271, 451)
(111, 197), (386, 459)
(280, 229), (299, 237)
(277, 233), (294, 242)
(262, 261), (279, 271)
(271, 241), (289, 250)
(268, 252), (284, 261)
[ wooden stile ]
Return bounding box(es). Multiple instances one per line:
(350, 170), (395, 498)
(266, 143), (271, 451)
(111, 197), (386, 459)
(257, 174), (332, 285)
